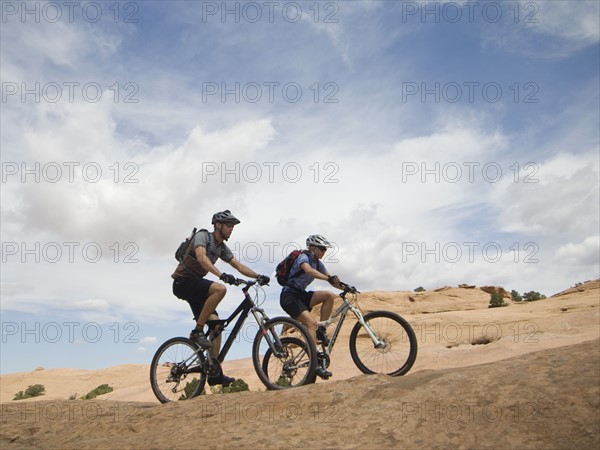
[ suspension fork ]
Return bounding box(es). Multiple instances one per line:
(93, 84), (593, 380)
(349, 305), (385, 348)
(250, 303), (289, 356)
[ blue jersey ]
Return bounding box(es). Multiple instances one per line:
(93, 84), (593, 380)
(285, 251), (327, 292)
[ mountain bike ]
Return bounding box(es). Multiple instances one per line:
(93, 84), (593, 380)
(308, 282), (417, 380)
(150, 278), (317, 403)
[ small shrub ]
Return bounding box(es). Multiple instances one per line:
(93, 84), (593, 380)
(13, 384), (45, 400)
(414, 286), (425, 292)
(211, 378), (250, 394)
(276, 377), (292, 387)
(81, 384), (113, 400)
(223, 379), (249, 393)
(511, 290), (522, 302)
(489, 292), (507, 308)
(522, 291), (546, 302)
(179, 378), (205, 400)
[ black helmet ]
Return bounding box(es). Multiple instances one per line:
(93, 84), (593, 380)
(211, 210), (241, 225)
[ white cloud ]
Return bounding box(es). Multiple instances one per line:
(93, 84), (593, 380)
(140, 336), (158, 344)
(2, 94), (276, 256)
(481, 0), (600, 58)
(524, 1), (599, 45)
(555, 236), (600, 266)
(493, 153), (599, 237)
(1, 0), (598, 363)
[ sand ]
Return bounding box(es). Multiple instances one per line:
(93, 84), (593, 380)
(1, 279), (598, 449)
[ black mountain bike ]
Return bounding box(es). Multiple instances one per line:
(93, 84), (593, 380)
(311, 283), (418, 380)
(150, 278), (317, 403)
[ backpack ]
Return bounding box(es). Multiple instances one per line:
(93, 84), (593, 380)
(275, 250), (310, 286)
(175, 228), (207, 262)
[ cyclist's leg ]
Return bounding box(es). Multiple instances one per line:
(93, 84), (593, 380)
(294, 310), (318, 340)
(207, 312), (221, 359)
(309, 290), (335, 321)
(281, 290), (316, 338)
(196, 282), (226, 329)
(183, 279), (235, 386)
(174, 277), (224, 352)
(294, 302), (332, 379)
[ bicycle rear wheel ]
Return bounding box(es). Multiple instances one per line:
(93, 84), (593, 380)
(150, 337), (207, 403)
(349, 311), (417, 376)
(252, 317), (317, 390)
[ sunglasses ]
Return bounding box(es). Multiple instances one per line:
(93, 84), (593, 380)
(317, 246), (327, 252)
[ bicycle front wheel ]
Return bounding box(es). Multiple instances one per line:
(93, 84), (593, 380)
(349, 311), (417, 376)
(150, 337), (207, 403)
(252, 317), (317, 390)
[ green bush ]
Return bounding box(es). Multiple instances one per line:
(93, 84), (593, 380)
(179, 378), (205, 400)
(13, 384), (46, 400)
(211, 378), (250, 394)
(522, 291), (547, 302)
(81, 384), (113, 400)
(489, 292), (507, 308)
(276, 377), (292, 387)
(413, 286), (425, 292)
(223, 379), (249, 393)
(511, 290), (522, 302)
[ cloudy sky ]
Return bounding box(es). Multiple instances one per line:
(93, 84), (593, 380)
(1, 0), (598, 374)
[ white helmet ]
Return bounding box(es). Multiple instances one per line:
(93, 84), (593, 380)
(306, 234), (332, 248)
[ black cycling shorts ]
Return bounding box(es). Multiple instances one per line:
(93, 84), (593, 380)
(280, 288), (314, 319)
(173, 276), (218, 321)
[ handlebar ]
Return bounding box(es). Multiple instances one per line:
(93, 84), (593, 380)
(229, 278), (268, 288)
(339, 282), (359, 295)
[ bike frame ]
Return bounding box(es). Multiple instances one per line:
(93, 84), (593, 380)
(320, 289), (384, 354)
(206, 284), (269, 363)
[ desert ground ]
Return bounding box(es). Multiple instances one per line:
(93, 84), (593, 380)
(1, 279), (598, 449)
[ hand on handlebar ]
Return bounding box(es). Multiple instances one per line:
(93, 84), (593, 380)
(339, 281), (359, 294)
(256, 275), (270, 286)
(219, 273), (237, 285)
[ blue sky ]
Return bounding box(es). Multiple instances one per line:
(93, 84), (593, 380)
(1, 0), (598, 374)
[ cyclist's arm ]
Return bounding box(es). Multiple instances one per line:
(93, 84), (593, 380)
(300, 262), (329, 281)
(301, 262), (343, 289)
(228, 257), (259, 279)
(194, 245), (223, 279)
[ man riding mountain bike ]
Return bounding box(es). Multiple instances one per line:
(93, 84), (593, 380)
(279, 234), (345, 379)
(172, 209), (270, 386)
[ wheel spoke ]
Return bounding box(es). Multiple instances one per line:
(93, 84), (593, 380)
(350, 312), (417, 376)
(150, 338), (207, 403)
